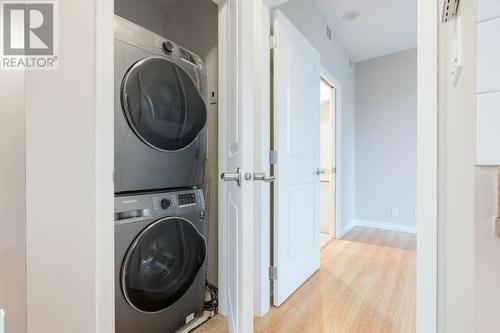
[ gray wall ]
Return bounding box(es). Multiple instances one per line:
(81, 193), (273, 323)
(115, 0), (220, 285)
(162, 0), (219, 287)
(278, 0), (357, 233)
(355, 48), (417, 226)
(115, 0), (165, 36)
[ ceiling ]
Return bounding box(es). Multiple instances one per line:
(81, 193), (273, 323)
(314, 0), (417, 63)
(141, 0), (182, 12)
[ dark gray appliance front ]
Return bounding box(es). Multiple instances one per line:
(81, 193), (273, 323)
(114, 38), (207, 194)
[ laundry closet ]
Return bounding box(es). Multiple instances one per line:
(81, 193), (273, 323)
(113, 1), (219, 332)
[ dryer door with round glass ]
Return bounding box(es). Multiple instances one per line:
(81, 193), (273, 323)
(121, 217), (207, 313)
(121, 57), (207, 151)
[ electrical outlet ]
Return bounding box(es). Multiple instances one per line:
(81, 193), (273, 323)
(495, 217), (500, 238)
(391, 208), (399, 217)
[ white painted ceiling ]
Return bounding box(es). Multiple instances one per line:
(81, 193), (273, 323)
(315, 0), (417, 62)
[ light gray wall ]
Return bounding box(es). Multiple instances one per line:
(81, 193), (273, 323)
(0, 69), (26, 333)
(278, 0), (357, 232)
(115, 0), (219, 285)
(355, 48), (417, 226)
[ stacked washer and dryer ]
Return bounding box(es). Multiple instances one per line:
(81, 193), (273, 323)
(114, 16), (209, 333)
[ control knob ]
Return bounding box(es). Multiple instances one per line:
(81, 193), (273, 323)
(160, 198), (171, 210)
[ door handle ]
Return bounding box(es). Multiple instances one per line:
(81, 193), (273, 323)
(316, 168), (325, 176)
(221, 168), (241, 186)
(251, 172), (275, 183)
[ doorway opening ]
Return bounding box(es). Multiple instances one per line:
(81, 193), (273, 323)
(113, 1), (220, 332)
(319, 77), (336, 248)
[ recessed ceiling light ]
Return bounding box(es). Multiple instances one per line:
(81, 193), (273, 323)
(342, 10), (361, 21)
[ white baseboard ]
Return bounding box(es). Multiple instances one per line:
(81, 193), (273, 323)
(340, 220), (357, 237)
(355, 219), (417, 234)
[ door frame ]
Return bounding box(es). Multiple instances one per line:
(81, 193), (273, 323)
(95, 0), (115, 331)
(215, 0), (256, 331)
(319, 67), (342, 239)
(416, 0), (438, 332)
(94, 1), (438, 332)
(94, 0), (260, 331)
(254, 2), (438, 333)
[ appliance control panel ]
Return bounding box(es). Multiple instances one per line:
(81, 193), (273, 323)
(152, 194), (178, 211)
(115, 190), (205, 225)
(178, 193), (197, 207)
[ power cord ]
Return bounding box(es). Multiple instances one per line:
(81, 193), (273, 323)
(204, 281), (219, 315)
(186, 281), (219, 333)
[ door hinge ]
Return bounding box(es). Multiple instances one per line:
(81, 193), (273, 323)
(270, 150), (278, 165)
(269, 265), (278, 280)
(269, 35), (277, 50)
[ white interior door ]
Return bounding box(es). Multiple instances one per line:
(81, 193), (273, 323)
(218, 0), (254, 332)
(272, 10), (321, 306)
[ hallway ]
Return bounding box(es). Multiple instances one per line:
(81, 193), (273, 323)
(195, 227), (416, 333)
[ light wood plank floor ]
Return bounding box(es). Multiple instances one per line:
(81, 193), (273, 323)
(194, 227), (416, 333)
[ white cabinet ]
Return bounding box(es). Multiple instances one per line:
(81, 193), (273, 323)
(477, 0), (500, 22)
(477, 93), (500, 165)
(477, 19), (500, 93)
(476, 7), (500, 165)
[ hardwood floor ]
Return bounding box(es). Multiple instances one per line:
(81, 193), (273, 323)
(194, 227), (416, 333)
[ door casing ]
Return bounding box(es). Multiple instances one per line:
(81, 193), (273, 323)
(92, 1), (439, 333)
(320, 67), (342, 239)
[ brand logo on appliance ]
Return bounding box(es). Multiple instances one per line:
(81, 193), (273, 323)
(1, 1), (59, 70)
(122, 200), (138, 204)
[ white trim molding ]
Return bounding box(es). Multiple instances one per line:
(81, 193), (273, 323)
(94, 0), (115, 332)
(355, 219), (417, 234)
(340, 219), (417, 236)
(319, 66), (343, 240)
(340, 220), (357, 237)
(416, 0), (438, 332)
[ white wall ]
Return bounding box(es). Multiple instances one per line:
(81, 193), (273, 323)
(474, 1), (500, 332)
(0, 71), (26, 333)
(437, 1), (476, 331)
(25, 0), (100, 332)
(474, 166), (499, 333)
(355, 49), (417, 228)
(278, 0), (357, 234)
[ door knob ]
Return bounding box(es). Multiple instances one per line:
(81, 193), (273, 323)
(221, 168), (241, 186)
(315, 168), (325, 176)
(252, 172), (275, 183)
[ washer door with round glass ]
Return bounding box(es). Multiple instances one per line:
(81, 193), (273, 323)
(122, 217), (207, 313)
(121, 57), (207, 151)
